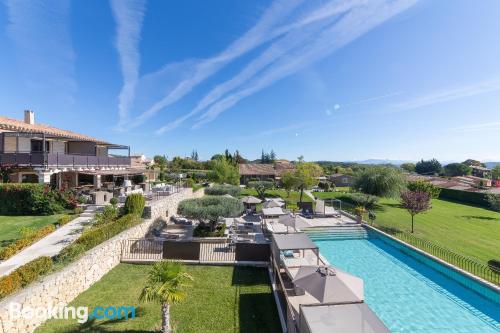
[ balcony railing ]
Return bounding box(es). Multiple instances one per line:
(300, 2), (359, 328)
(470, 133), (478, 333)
(0, 152), (131, 168)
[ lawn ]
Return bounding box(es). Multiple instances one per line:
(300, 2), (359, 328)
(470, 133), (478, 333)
(36, 264), (281, 333)
(241, 188), (311, 211)
(314, 192), (500, 265)
(0, 215), (63, 249)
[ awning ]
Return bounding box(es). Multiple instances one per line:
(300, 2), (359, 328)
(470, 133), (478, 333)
(241, 196), (261, 204)
(77, 168), (146, 176)
(262, 207), (286, 216)
(273, 233), (317, 251)
(300, 303), (390, 333)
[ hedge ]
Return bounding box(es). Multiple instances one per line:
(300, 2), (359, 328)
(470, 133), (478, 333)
(0, 184), (65, 215)
(124, 194), (146, 216)
(0, 224), (56, 260)
(438, 188), (489, 208)
(204, 184), (241, 197)
(0, 256), (53, 299)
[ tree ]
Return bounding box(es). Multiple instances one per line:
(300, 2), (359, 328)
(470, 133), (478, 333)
(462, 159), (485, 167)
(191, 149), (199, 161)
(248, 181), (274, 199)
(294, 162), (323, 203)
(444, 163), (471, 177)
(400, 163), (416, 173)
(415, 159), (442, 175)
(354, 166), (406, 198)
(177, 196), (244, 231)
(400, 190), (431, 233)
(269, 150), (277, 163)
(282, 171), (300, 197)
(204, 184), (241, 197)
(407, 180), (441, 198)
(208, 157), (239, 185)
(234, 150), (246, 164)
(154, 155), (168, 181)
(139, 261), (193, 333)
(492, 166), (500, 181)
(486, 194), (500, 212)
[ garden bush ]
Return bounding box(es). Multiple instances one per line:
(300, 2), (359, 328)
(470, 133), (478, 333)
(73, 207), (84, 215)
(407, 180), (441, 198)
(124, 194), (146, 216)
(0, 224), (56, 260)
(0, 272), (21, 299)
(57, 214), (75, 226)
(204, 184), (241, 197)
(438, 188), (489, 208)
(193, 223), (226, 237)
(94, 205), (119, 225)
(0, 184), (65, 215)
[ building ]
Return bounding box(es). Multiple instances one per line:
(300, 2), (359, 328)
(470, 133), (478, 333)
(0, 110), (144, 189)
(471, 165), (492, 179)
(329, 173), (355, 187)
(239, 161), (294, 185)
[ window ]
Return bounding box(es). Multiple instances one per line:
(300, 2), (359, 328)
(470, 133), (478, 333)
(30, 140), (50, 152)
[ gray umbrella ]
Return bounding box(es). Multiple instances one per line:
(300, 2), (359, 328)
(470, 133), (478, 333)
(241, 196), (262, 204)
(263, 199), (283, 208)
(293, 266), (364, 304)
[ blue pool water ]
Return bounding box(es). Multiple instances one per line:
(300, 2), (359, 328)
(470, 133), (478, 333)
(308, 230), (500, 333)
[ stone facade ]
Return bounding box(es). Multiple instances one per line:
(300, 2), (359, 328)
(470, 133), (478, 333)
(0, 188), (204, 333)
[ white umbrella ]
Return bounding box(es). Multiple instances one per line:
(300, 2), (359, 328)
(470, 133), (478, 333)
(241, 196), (262, 204)
(293, 266), (364, 304)
(263, 200), (282, 208)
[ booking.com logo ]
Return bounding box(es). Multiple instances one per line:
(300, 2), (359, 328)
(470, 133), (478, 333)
(8, 302), (136, 323)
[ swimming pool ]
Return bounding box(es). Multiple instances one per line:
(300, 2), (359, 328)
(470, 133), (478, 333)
(307, 227), (500, 333)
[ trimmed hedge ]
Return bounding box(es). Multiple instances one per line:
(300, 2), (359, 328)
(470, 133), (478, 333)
(204, 184), (241, 197)
(0, 184), (65, 215)
(0, 256), (53, 299)
(124, 194), (146, 216)
(438, 188), (489, 208)
(0, 224), (56, 260)
(55, 214), (141, 265)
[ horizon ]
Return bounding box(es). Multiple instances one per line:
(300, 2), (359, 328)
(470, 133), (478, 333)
(1, 0), (499, 161)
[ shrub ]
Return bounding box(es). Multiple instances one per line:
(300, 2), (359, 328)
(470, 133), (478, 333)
(185, 178), (195, 188)
(0, 224), (56, 260)
(124, 194), (146, 216)
(74, 207), (84, 215)
(57, 214), (75, 226)
(0, 272), (21, 299)
(110, 197), (118, 207)
(438, 188), (489, 208)
(193, 223), (226, 237)
(205, 184), (241, 197)
(15, 256), (53, 287)
(0, 184), (65, 215)
(487, 194), (500, 212)
(346, 193), (379, 209)
(94, 205), (119, 225)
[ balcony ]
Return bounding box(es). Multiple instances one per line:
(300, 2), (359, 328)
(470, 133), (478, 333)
(0, 152), (131, 169)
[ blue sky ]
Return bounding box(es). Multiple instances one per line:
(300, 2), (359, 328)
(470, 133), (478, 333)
(0, 0), (499, 162)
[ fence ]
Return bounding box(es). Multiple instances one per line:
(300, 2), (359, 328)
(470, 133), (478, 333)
(375, 226), (500, 286)
(121, 238), (270, 264)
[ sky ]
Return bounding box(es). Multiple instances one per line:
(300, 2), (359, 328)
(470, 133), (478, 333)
(0, 0), (499, 162)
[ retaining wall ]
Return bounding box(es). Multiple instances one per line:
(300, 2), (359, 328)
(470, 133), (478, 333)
(0, 188), (203, 333)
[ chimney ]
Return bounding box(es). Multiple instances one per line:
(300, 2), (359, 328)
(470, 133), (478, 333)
(24, 110), (35, 125)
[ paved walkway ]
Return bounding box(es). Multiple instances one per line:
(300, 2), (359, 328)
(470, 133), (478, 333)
(0, 208), (99, 277)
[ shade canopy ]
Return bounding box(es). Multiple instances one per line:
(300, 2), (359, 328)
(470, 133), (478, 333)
(300, 303), (390, 333)
(293, 266), (364, 304)
(263, 198), (285, 208)
(262, 207), (286, 216)
(273, 233), (317, 251)
(241, 196), (261, 204)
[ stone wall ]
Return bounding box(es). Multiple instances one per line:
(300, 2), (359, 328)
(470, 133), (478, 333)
(0, 188), (204, 333)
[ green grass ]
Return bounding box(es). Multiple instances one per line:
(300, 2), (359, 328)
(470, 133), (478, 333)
(241, 188), (311, 211)
(0, 215), (64, 249)
(314, 192), (500, 265)
(36, 264), (281, 333)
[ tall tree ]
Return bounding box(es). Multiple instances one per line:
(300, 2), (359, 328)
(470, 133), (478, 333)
(462, 159), (486, 168)
(139, 261), (193, 333)
(400, 190), (431, 233)
(191, 149), (199, 161)
(415, 159), (442, 175)
(209, 157), (239, 185)
(444, 163), (471, 177)
(354, 166), (406, 198)
(282, 171), (300, 197)
(154, 155), (168, 180)
(270, 150), (277, 163)
(233, 150), (246, 164)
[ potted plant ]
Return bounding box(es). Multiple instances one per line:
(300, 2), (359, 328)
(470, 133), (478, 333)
(354, 206), (366, 223)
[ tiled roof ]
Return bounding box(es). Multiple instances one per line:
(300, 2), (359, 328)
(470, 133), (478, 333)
(239, 164), (276, 176)
(0, 116), (109, 144)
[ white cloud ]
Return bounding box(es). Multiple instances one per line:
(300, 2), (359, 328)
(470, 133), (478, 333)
(190, 0), (419, 128)
(325, 109), (332, 116)
(333, 104), (341, 110)
(451, 121), (500, 133)
(5, 0), (76, 102)
(110, 0), (146, 129)
(394, 80), (500, 110)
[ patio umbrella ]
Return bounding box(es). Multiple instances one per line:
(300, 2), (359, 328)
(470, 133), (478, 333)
(241, 196), (262, 204)
(293, 266), (364, 304)
(263, 199), (283, 208)
(279, 214), (311, 231)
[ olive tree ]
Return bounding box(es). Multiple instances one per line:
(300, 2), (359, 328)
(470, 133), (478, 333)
(177, 196), (244, 232)
(248, 181), (274, 199)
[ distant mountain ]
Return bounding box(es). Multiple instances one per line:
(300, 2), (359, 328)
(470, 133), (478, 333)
(485, 162), (500, 169)
(352, 159), (415, 166)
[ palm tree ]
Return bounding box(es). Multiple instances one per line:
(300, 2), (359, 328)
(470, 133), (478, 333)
(139, 261), (193, 333)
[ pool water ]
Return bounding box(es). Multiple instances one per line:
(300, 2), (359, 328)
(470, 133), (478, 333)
(309, 232), (500, 333)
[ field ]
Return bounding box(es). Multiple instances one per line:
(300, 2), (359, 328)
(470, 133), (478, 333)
(36, 264), (281, 333)
(314, 192), (500, 265)
(0, 215), (63, 249)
